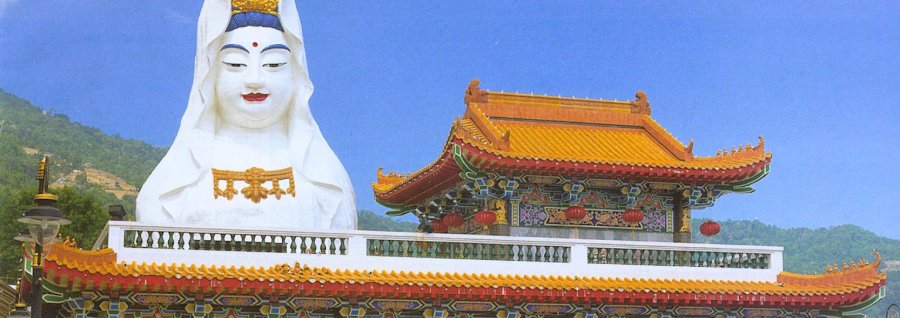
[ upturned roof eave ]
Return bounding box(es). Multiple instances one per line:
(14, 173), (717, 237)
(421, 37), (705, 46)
(374, 136), (772, 206)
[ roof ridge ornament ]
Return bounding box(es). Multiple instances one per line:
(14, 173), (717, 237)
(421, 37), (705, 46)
(464, 79), (488, 104)
(630, 91), (651, 115)
(714, 136), (767, 159)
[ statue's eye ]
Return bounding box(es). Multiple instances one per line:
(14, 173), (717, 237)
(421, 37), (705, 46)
(223, 62), (246, 68)
(264, 63), (287, 68)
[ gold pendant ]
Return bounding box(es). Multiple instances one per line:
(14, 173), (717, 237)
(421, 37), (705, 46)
(212, 167), (296, 203)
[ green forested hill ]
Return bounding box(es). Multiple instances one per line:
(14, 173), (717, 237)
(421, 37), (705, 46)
(358, 210), (417, 232)
(0, 89), (169, 282)
(692, 219), (900, 273)
(0, 89), (166, 194)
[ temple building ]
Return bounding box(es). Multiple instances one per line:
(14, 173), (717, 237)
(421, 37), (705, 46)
(374, 80), (770, 243)
(18, 81), (887, 318)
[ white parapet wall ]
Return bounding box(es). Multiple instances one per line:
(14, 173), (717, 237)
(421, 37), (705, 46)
(103, 221), (784, 282)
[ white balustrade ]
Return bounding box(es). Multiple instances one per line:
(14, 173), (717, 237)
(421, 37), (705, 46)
(102, 221), (783, 282)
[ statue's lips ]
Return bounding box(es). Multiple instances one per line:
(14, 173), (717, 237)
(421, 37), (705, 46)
(242, 93), (269, 102)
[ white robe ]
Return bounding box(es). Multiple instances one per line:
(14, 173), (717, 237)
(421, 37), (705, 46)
(136, 0), (357, 230)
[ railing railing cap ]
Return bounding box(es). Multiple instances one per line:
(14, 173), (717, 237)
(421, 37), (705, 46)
(105, 221), (783, 253)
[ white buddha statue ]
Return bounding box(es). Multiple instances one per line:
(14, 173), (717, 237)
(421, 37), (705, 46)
(136, 0), (357, 230)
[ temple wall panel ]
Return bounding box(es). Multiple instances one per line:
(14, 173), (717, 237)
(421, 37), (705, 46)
(509, 226), (673, 241)
(508, 184), (675, 241)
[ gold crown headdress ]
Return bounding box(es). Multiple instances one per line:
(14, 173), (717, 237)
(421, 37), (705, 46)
(232, 0), (279, 16)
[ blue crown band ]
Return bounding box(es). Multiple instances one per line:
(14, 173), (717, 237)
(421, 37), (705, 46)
(227, 11), (283, 32)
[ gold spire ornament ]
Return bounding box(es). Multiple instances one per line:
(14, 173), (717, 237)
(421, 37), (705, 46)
(212, 167), (295, 203)
(232, 0), (279, 16)
(35, 155), (58, 201)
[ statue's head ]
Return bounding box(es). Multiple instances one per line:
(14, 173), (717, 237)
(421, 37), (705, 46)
(214, 0), (295, 130)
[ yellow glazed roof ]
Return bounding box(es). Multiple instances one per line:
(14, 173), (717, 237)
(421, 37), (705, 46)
(488, 121), (767, 169)
(373, 80), (771, 196)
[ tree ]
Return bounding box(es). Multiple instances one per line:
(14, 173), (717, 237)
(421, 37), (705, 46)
(0, 187), (108, 278)
(54, 187), (110, 248)
(74, 173), (87, 186)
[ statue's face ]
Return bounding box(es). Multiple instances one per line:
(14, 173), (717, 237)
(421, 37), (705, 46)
(215, 27), (294, 129)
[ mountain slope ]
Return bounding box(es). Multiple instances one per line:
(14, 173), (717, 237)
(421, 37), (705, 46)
(358, 210), (417, 232)
(0, 89), (166, 196)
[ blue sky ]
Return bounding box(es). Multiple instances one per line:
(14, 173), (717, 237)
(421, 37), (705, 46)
(1, 1), (898, 239)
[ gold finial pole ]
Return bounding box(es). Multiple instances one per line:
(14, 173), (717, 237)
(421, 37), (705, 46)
(34, 156), (57, 201)
(36, 156), (47, 193)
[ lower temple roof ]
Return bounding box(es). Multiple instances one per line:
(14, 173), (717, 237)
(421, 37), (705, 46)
(42, 240), (885, 309)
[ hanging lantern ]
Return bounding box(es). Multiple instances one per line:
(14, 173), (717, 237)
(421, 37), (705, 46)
(700, 220), (721, 237)
(564, 206), (587, 221)
(442, 213), (464, 228)
(622, 208), (644, 225)
(474, 210), (496, 229)
(431, 220), (449, 233)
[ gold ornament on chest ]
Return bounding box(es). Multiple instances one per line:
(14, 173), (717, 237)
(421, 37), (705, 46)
(212, 167), (296, 203)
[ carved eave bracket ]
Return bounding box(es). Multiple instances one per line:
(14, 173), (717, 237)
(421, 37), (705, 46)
(620, 183), (643, 207)
(562, 180), (586, 203)
(630, 90), (652, 115)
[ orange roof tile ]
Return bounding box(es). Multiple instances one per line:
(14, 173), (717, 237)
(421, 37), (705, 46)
(373, 80), (771, 197)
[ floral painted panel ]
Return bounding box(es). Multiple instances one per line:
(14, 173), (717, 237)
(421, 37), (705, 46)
(542, 206), (668, 232)
(516, 194), (671, 232)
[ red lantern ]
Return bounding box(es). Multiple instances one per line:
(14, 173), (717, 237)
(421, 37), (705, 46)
(431, 220), (448, 233)
(700, 220), (720, 237)
(474, 210), (496, 229)
(622, 208), (644, 225)
(442, 213), (464, 228)
(564, 206), (587, 221)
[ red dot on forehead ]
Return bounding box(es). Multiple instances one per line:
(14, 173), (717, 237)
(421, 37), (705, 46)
(252, 42), (258, 48)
